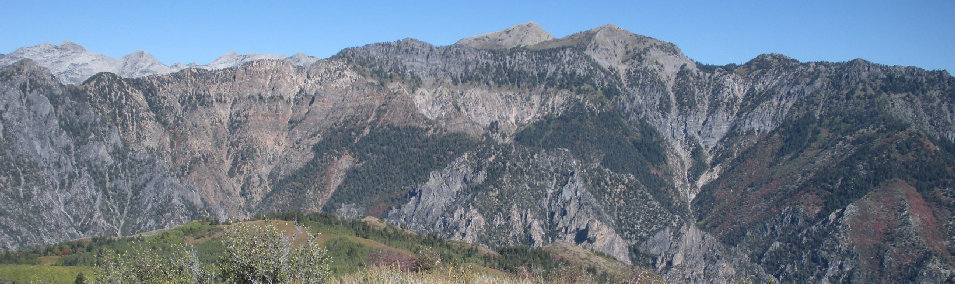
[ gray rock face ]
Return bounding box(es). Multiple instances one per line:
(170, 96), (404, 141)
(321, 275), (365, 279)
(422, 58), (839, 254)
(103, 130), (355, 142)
(1, 23), (954, 283)
(0, 60), (210, 250)
(641, 224), (772, 283)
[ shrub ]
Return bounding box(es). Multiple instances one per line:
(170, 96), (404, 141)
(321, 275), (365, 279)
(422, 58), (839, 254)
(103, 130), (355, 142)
(217, 223), (331, 283)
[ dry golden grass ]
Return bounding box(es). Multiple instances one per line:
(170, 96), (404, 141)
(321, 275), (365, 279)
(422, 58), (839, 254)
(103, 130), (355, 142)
(334, 264), (529, 284)
(333, 262), (666, 284)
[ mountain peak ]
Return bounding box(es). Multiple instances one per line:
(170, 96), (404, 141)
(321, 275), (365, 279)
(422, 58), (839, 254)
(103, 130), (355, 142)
(742, 53), (800, 71)
(120, 50), (163, 67)
(59, 41), (87, 52)
(207, 51), (285, 70)
(455, 22), (555, 49)
(121, 50), (155, 60)
(583, 23), (638, 41)
(287, 52), (319, 67)
(119, 50), (174, 78)
(533, 23), (643, 50)
(593, 24), (623, 32)
(514, 21), (545, 31)
(216, 51), (241, 60)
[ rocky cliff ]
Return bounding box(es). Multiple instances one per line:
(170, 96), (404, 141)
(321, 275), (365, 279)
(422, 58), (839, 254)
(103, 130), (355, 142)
(1, 23), (953, 282)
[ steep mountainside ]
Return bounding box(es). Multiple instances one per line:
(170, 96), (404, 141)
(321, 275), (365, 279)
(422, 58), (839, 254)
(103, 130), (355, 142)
(1, 23), (954, 282)
(0, 60), (210, 250)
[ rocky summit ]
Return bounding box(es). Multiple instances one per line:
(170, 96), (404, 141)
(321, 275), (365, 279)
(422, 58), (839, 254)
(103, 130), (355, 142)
(1, 23), (954, 282)
(456, 22), (555, 49)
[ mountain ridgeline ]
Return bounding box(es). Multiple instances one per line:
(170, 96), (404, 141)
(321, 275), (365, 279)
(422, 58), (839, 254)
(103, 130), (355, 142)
(1, 22), (954, 282)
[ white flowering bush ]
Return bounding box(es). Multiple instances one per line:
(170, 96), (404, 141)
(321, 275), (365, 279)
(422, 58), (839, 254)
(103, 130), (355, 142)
(96, 243), (208, 283)
(94, 222), (330, 284)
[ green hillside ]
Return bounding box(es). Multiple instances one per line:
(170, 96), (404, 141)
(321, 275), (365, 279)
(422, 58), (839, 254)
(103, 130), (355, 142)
(0, 213), (660, 283)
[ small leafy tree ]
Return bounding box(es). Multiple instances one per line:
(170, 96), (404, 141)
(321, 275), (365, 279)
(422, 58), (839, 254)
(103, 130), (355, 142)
(217, 223), (331, 283)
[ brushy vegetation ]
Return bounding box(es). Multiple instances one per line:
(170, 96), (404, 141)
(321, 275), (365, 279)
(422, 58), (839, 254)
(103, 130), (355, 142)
(92, 222), (330, 283)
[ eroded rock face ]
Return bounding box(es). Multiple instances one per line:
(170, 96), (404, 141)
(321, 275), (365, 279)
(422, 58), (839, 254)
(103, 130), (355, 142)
(387, 146), (648, 264)
(0, 60), (210, 250)
(641, 225), (772, 283)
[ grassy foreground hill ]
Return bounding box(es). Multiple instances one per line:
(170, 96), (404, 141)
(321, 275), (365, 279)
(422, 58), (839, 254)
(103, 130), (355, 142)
(0, 212), (660, 283)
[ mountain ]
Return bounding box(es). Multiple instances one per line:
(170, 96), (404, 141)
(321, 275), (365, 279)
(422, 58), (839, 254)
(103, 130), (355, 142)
(0, 42), (321, 85)
(1, 23), (954, 282)
(0, 41), (125, 85)
(456, 22), (555, 49)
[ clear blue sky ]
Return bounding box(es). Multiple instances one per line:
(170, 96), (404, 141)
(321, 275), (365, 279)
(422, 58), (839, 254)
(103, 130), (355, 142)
(2, 0), (953, 73)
